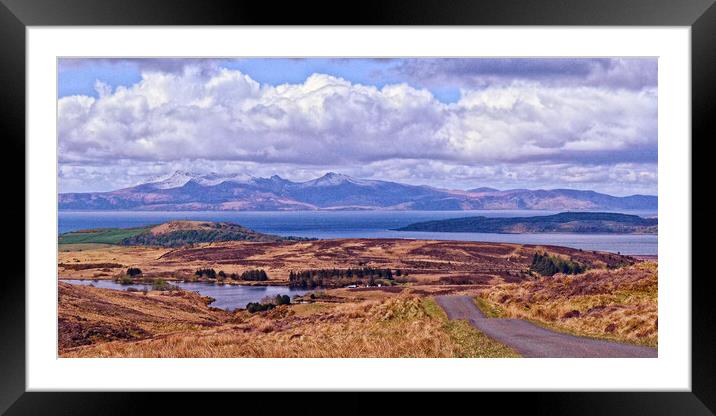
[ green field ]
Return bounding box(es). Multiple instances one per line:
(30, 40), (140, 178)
(58, 221), (302, 247)
(58, 227), (152, 245)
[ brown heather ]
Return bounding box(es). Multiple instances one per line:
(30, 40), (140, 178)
(477, 261), (658, 347)
(58, 239), (652, 357)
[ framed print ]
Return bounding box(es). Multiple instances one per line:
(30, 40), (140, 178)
(2, 0), (714, 414)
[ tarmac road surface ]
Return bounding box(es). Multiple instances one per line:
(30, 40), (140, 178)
(434, 295), (657, 358)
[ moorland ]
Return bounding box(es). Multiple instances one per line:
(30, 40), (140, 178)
(58, 220), (657, 357)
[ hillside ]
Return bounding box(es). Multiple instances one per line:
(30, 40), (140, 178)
(58, 282), (225, 350)
(394, 212), (658, 234)
(477, 261), (658, 347)
(58, 220), (299, 247)
(59, 237), (638, 283)
(59, 282), (516, 358)
(58, 171), (658, 211)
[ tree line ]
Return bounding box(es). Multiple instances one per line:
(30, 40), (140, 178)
(530, 252), (585, 276)
(288, 267), (400, 288)
(195, 268), (268, 282)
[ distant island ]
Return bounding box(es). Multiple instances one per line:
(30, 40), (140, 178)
(394, 212), (658, 234)
(58, 171), (658, 212)
(58, 220), (308, 248)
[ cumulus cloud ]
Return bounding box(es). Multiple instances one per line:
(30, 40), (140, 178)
(58, 60), (657, 195)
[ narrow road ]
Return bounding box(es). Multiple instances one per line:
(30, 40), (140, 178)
(434, 295), (657, 358)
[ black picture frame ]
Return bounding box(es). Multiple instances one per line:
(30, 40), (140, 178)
(1, 0), (712, 414)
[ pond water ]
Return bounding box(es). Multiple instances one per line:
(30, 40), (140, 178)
(62, 279), (313, 311)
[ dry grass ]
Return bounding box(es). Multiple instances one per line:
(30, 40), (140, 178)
(477, 261), (658, 347)
(60, 284), (518, 358)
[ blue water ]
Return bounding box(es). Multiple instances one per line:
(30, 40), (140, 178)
(58, 210), (658, 255)
(63, 279), (311, 311)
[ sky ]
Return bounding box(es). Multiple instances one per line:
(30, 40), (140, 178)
(58, 58), (657, 196)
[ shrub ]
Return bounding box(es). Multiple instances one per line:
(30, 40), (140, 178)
(152, 278), (179, 291)
(276, 294), (291, 305)
(126, 267), (142, 277)
(116, 275), (134, 285)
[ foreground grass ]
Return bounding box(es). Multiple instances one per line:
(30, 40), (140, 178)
(61, 284), (519, 358)
(473, 296), (504, 318)
(422, 298), (520, 358)
(477, 262), (658, 348)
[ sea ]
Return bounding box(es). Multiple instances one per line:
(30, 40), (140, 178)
(58, 209), (658, 255)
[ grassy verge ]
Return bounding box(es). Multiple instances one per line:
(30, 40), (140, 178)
(473, 296), (504, 318)
(474, 292), (657, 349)
(422, 298), (520, 358)
(520, 317), (656, 348)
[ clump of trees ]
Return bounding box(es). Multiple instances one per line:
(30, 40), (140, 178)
(530, 252), (585, 276)
(126, 267), (142, 277)
(241, 269), (269, 281)
(246, 302), (275, 313)
(195, 268), (217, 279)
(246, 294), (290, 313)
(193, 268), (269, 282)
(288, 267), (396, 288)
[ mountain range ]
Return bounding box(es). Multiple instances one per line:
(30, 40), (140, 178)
(58, 171), (658, 211)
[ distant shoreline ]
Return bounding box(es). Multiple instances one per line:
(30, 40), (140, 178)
(395, 212), (658, 235)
